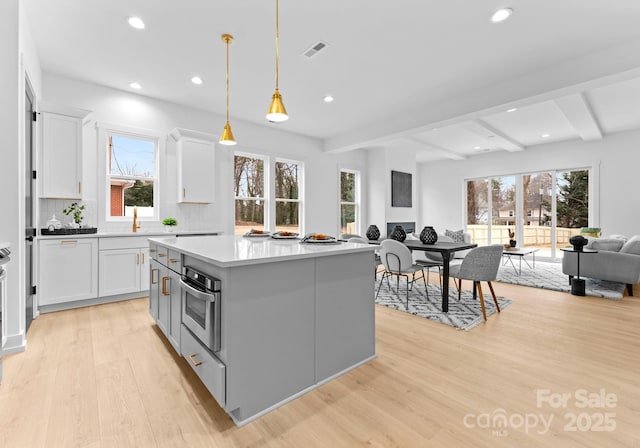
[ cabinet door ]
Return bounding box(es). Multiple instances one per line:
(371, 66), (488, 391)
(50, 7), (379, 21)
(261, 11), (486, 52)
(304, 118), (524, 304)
(157, 265), (170, 335)
(167, 270), (182, 352)
(140, 248), (150, 291)
(149, 259), (160, 320)
(41, 112), (82, 199)
(177, 138), (215, 203)
(39, 238), (98, 305)
(98, 248), (141, 297)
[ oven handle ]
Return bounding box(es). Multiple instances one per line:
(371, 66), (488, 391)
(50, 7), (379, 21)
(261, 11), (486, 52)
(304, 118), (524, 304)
(179, 278), (218, 302)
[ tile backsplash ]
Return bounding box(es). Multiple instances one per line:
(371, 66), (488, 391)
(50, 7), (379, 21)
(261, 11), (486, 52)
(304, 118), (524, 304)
(39, 199), (218, 233)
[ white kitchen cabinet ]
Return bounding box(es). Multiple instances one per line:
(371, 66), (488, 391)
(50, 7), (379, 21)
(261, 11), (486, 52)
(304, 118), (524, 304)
(40, 105), (90, 199)
(98, 238), (150, 297)
(170, 128), (216, 204)
(39, 238), (98, 305)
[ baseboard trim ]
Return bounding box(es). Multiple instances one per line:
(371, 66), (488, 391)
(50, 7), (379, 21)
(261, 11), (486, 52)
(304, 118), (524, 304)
(39, 291), (149, 314)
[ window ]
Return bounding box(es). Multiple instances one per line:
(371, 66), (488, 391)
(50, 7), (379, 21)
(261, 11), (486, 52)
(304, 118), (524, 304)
(107, 133), (158, 220)
(234, 154), (265, 235)
(339, 169), (360, 236)
(275, 160), (301, 233)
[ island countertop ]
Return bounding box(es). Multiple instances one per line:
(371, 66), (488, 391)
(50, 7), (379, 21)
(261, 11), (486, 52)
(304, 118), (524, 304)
(149, 234), (376, 268)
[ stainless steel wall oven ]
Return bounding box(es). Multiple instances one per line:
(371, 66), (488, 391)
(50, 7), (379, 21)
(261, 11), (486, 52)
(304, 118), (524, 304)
(180, 265), (221, 352)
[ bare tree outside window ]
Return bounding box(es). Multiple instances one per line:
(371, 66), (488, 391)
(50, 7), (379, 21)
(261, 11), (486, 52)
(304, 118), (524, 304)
(234, 155), (265, 234)
(275, 161), (301, 233)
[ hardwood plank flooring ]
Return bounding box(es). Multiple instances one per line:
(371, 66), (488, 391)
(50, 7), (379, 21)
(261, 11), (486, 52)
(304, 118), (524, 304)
(1, 281), (639, 447)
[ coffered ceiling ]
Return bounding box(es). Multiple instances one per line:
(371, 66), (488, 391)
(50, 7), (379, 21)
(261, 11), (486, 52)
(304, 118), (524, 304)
(23, 0), (640, 162)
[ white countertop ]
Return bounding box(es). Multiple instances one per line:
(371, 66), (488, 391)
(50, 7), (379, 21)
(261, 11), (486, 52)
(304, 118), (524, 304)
(38, 230), (221, 240)
(149, 234), (376, 268)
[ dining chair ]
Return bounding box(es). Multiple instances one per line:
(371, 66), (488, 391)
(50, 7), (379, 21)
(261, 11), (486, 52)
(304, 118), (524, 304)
(376, 239), (428, 308)
(448, 244), (504, 321)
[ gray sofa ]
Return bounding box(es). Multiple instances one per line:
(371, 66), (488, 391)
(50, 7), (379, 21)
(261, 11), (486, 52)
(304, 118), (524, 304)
(562, 235), (640, 296)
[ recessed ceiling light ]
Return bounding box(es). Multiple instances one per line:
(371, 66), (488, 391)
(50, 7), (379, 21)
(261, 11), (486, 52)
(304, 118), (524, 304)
(127, 17), (145, 30)
(506, 108), (518, 113)
(191, 76), (203, 85)
(541, 133), (551, 138)
(491, 8), (513, 23)
(129, 82), (142, 90)
(323, 95), (334, 103)
(474, 146), (481, 150)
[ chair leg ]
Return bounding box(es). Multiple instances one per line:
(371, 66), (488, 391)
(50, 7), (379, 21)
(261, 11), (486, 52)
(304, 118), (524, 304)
(375, 272), (386, 300)
(476, 282), (487, 321)
(422, 269), (429, 299)
(457, 278), (462, 301)
(487, 281), (500, 312)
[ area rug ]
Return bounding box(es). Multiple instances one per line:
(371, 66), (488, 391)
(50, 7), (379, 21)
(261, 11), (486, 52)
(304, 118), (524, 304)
(374, 275), (512, 331)
(496, 260), (625, 300)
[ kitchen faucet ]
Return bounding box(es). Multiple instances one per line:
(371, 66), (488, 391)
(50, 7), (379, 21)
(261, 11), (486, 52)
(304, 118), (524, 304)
(132, 206), (141, 232)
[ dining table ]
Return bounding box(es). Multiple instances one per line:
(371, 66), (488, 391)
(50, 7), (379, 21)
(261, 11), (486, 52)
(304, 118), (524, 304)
(399, 240), (477, 312)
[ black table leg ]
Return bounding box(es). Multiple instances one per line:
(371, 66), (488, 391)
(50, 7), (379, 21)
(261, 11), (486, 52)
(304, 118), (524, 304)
(442, 252), (450, 312)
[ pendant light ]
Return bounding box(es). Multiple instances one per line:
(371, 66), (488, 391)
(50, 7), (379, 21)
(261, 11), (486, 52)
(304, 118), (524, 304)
(266, 0), (288, 122)
(219, 33), (237, 145)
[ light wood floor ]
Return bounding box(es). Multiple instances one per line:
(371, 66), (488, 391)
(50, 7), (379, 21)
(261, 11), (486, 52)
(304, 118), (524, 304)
(1, 281), (639, 448)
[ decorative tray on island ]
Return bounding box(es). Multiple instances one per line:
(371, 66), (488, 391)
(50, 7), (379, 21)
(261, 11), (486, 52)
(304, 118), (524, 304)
(41, 227), (98, 235)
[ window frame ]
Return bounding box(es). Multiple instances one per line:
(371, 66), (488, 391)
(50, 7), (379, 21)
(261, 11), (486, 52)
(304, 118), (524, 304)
(234, 152), (268, 234)
(97, 122), (162, 224)
(338, 168), (361, 237)
(274, 157), (304, 234)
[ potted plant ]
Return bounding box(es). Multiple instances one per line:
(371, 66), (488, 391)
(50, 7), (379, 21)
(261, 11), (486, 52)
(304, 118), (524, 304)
(162, 217), (178, 232)
(63, 202), (85, 228)
(580, 227), (601, 238)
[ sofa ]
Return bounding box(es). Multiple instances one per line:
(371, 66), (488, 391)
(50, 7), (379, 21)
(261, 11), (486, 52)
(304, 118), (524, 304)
(562, 235), (640, 296)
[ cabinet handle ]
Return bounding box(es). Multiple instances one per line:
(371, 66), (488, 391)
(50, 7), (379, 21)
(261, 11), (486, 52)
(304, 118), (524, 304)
(158, 253), (166, 258)
(183, 188), (186, 198)
(149, 248), (157, 253)
(61, 240), (78, 245)
(151, 269), (158, 284)
(78, 182), (82, 194)
(188, 354), (202, 367)
(136, 253), (140, 265)
(142, 253), (145, 264)
(161, 277), (169, 296)
(168, 258), (178, 264)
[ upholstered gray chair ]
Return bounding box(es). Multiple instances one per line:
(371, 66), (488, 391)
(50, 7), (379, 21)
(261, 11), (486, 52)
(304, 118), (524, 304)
(448, 244), (504, 321)
(376, 239), (428, 308)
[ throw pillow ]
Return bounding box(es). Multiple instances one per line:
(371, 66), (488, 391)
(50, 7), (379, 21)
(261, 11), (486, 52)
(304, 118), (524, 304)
(445, 229), (465, 243)
(620, 236), (640, 255)
(588, 238), (624, 252)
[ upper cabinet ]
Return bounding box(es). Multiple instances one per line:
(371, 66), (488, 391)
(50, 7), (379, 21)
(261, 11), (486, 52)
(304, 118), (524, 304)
(170, 128), (216, 204)
(39, 103), (91, 199)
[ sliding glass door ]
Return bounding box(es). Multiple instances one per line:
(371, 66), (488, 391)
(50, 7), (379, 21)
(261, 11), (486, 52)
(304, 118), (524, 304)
(466, 168), (590, 260)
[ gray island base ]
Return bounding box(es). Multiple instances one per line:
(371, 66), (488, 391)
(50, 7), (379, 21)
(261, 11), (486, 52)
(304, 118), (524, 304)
(148, 235), (377, 426)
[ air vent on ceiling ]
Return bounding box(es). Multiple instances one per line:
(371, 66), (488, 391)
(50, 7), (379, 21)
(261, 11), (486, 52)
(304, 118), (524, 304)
(302, 41), (329, 59)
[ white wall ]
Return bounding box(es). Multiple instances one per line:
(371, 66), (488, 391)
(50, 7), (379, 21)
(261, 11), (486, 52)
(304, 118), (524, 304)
(367, 147), (419, 236)
(418, 129), (640, 237)
(1, 0), (43, 353)
(40, 73), (369, 237)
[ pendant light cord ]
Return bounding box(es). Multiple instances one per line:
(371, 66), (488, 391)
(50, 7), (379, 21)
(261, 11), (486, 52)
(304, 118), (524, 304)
(275, 0), (279, 91)
(226, 36), (230, 123)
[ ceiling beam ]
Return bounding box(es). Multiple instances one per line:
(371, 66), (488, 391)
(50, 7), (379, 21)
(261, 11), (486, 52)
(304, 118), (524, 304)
(461, 120), (525, 152)
(406, 136), (467, 160)
(554, 93), (603, 141)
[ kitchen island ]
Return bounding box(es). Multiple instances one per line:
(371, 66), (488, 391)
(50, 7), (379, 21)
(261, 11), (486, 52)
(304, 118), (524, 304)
(148, 234), (377, 426)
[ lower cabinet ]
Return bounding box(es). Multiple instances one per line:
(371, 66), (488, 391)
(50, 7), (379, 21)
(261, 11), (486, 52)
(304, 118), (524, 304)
(39, 238), (98, 306)
(99, 238), (150, 297)
(149, 259), (161, 320)
(151, 251), (182, 353)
